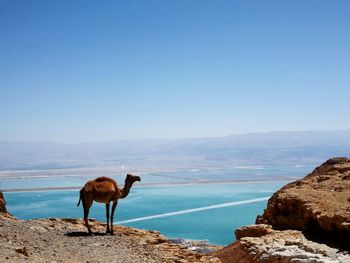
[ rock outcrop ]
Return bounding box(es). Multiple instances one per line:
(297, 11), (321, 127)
(0, 191), (8, 214)
(256, 157), (350, 248)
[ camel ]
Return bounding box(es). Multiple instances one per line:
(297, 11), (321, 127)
(77, 174), (141, 235)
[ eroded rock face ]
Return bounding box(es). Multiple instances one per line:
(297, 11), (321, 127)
(256, 157), (350, 246)
(0, 192), (7, 214)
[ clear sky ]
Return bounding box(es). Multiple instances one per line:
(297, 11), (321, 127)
(1, 0), (350, 142)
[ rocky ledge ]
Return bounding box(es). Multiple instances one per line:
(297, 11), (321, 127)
(0, 213), (221, 263)
(0, 189), (222, 262)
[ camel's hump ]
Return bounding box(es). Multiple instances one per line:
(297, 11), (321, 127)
(94, 176), (114, 182)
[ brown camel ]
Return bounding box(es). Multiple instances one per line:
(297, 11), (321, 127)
(77, 174), (141, 235)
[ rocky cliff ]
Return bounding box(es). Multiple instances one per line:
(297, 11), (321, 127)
(256, 157), (350, 248)
(212, 157), (350, 262)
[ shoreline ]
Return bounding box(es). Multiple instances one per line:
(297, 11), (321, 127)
(0, 163), (313, 179)
(0, 178), (296, 193)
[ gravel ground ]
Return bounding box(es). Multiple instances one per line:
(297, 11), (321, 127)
(0, 214), (221, 263)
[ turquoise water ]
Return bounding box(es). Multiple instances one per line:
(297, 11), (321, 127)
(5, 182), (282, 245)
(0, 177), (86, 189)
(1, 166), (313, 245)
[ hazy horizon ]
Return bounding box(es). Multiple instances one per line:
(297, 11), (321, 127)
(1, 129), (350, 144)
(1, 130), (350, 171)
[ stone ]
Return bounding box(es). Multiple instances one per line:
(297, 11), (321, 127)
(235, 224), (273, 239)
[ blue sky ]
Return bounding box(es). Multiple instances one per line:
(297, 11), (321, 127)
(1, 0), (350, 142)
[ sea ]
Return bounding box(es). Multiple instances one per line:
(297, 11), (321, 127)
(1, 165), (314, 245)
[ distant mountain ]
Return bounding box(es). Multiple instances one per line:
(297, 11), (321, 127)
(1, 131), (350, 170)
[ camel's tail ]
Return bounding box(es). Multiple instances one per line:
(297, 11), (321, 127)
(77, 188), (83, 207)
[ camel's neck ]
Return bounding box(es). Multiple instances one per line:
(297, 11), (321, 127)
(120, 181), (133, 199)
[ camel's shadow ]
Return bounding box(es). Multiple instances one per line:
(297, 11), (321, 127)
(65, 231), (108, 237)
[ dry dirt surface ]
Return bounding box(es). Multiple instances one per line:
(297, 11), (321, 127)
(0, 214), (220, 263)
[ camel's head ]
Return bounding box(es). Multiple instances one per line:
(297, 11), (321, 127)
(126, 173), (141, 184)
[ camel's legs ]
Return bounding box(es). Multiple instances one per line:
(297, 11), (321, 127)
(83, 197), (93, 235)
(110, 199), (118, 235)
(105, 203), (110, 233)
